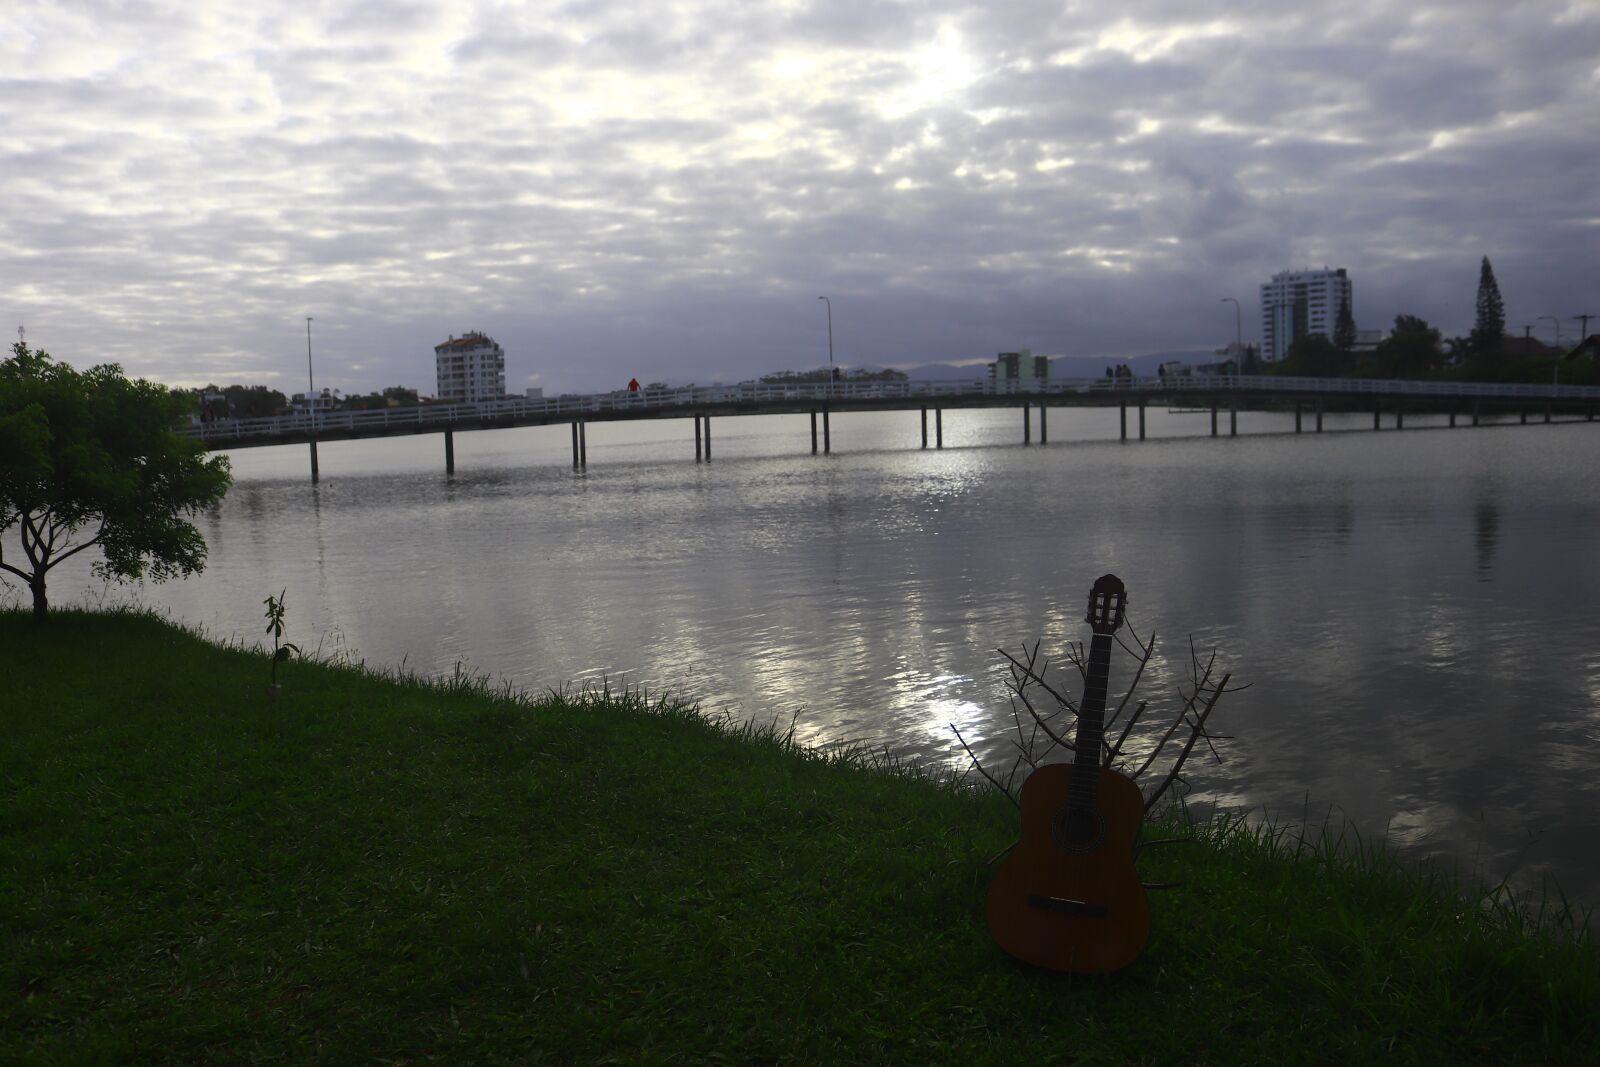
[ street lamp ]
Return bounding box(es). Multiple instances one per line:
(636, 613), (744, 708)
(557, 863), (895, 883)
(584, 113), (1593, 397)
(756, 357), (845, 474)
(1539, 315), (1562, 386)
(305, 316), (321, 483)
(1539, 315), (1562, 350)
(1220, 297), (1242, 372)
(817, 296), (834, 395)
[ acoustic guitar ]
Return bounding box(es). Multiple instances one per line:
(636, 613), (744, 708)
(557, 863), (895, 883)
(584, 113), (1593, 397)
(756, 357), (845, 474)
(985, 573), (1150, 973)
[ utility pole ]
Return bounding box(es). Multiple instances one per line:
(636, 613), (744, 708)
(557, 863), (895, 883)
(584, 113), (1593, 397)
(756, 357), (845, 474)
(1577, 314), (1594, 343)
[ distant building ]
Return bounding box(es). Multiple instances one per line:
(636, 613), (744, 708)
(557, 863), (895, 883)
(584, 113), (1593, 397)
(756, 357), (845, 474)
(435, 332), (506, 403)
(1353, 329), (1383, 353)
(525, 386), (545, 400)
(989, 349), (1050, 386)
(289, 388), (337, 414)
(1260, 268), (1353, 362)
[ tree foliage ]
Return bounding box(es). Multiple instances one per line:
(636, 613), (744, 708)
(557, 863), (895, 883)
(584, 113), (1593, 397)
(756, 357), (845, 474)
(1333, 296), (1357, 352)
(1275, 334), (1354, 377)
(1472, 256), (1506, 355)
(1373, 315), (1443, 378)
(0, 342), (232, 622)
(182, 383), (288, 421)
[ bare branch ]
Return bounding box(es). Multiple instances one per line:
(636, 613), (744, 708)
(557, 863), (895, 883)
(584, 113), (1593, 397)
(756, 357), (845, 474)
(997, 644), (1077, 713)
(951, 725), (1019, 809)
(1108, 699), (1147, 762)
(1106, 628), (1156, 731)
(1143, 671), (1231, 812)
(1132, 657), (1216, 781)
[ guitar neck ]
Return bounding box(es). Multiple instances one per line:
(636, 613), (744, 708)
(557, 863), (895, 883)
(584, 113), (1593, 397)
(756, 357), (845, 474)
(1070, 632), (1115, 798)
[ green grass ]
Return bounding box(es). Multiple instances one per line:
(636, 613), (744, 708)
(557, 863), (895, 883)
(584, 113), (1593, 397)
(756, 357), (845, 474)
(3, 609), (1596, 1064)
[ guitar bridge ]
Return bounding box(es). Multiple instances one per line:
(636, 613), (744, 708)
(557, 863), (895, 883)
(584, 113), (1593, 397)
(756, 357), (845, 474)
(1026, 894), (1109, 918)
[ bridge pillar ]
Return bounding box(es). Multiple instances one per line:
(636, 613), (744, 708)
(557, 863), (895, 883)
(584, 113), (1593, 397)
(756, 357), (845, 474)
(1119, 404), (1127, 441)
(1023, 404), (1031, 445)
(572, 421), (581, 467)
(921, 407), (927, 449)
(936, 407), (943, 449)
(1316, 408), (1323, 432)
(445, 428), (454, 475)
(1210, 402), (1218, 436)
(1396, 407), (1404, 430)
(1472, 403), (1480, 426)
(580, 420), (588, 466)
(811, 411), (818, 455)
(823, 409), (830, 454)
(1373, 401), (1381, 430)
(694, 416), (703, 461)
(1520, 410), (1527, 425)
(1139, 400), (1146, 440)
(1295, 401), (1302, 433)
(1449, 411), (1456, 428)
(1545, 404), (1551, 424)
(1229, 403), (1237, 437)
(309, 440), (320, 484)
(1039, 404), (1048, 444)
(704, 416), (711, 459)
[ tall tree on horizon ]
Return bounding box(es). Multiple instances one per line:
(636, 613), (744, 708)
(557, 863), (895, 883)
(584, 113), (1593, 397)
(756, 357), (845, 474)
(1333, 295), (1357, 352)
(1472, 256), (1506, 354)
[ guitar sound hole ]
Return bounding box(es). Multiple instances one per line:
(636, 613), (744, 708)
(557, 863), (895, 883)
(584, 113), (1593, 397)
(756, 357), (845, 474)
(1052, 805), (1105, 855)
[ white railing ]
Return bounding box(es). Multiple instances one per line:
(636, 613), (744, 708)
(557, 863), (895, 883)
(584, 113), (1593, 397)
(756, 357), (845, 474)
(181, 374), (1600, 442)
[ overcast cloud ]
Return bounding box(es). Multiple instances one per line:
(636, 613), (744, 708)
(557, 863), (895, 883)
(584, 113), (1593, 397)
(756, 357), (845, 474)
(3, 0), (1597, 394)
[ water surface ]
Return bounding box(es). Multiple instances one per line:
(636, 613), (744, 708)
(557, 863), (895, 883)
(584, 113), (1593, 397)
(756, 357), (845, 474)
(21, 406), (1600, 914)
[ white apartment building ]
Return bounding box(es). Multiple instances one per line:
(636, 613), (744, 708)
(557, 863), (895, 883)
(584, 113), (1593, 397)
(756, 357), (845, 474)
(1259, 268), (1352, 362)
(434, 332), (506, 403)
(988, 349), (1050, 386)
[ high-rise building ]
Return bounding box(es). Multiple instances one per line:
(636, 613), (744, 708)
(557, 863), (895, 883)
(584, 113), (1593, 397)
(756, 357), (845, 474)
(434, 332), (506, 403)
(1259, 268), (1352, 362)
(988, 349), (1050, 386)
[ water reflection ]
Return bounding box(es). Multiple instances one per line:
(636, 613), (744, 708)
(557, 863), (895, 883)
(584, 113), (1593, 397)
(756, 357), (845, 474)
(32, 411), (1600, 917)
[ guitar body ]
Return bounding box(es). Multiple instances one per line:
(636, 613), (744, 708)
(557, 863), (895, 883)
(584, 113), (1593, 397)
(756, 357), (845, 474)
(986, 761), (1151, 973)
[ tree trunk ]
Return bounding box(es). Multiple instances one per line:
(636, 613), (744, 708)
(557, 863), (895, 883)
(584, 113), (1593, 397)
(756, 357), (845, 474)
(31, 579), (48, 623)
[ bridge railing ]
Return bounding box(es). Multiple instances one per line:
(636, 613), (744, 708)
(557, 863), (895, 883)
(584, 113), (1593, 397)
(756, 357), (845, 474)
(181, 374), (1600, 442)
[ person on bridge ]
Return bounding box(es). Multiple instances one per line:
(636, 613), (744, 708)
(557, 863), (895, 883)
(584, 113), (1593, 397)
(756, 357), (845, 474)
(628, 377), (640, 392)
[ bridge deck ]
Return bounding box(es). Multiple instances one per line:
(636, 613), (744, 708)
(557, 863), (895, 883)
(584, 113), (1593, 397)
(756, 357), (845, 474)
(188, 374), (1600, 452)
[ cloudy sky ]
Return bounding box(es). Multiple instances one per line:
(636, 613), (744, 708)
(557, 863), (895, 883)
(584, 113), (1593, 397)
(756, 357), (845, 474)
(4, 0), (1597, 395)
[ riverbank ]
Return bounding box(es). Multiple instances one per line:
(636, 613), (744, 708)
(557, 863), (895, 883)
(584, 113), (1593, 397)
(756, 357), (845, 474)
(3, 609), (1595, 1063)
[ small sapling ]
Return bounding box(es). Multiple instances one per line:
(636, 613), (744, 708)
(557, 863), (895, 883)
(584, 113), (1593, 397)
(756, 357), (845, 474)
(263, 589), (301, 699)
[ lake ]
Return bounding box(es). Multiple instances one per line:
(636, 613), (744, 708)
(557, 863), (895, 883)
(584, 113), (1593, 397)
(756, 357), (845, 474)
(18, 405), (1600, 917)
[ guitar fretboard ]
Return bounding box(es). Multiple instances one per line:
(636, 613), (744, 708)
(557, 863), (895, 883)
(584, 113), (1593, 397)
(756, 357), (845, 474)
(1069, 631), (1114, 810)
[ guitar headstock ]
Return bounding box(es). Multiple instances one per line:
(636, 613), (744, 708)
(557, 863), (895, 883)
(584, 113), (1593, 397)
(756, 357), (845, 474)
(1085, 574), (1126, 635)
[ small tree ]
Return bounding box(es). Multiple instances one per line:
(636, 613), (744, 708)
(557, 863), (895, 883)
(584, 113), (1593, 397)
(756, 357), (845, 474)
(1471, 256), (1506, 355)
(0, 342), (232, 623)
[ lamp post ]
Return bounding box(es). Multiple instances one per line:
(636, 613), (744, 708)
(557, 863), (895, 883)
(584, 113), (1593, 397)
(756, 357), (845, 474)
(305, 317), (319, 484)
(1539, 315), (1562, 386)
(1539, 315), (1562, 350)
(1576, 314), (1594, 343)
(1220, 297), (1242, 372)
(818, 296), (834, 395)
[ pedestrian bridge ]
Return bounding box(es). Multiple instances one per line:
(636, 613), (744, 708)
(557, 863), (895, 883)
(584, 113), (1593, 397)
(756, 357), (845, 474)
(182, 374), (1600, 481)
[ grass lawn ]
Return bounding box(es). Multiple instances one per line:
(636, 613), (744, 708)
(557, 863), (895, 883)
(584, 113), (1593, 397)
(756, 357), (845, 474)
(2, 609), (1595, 1063)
